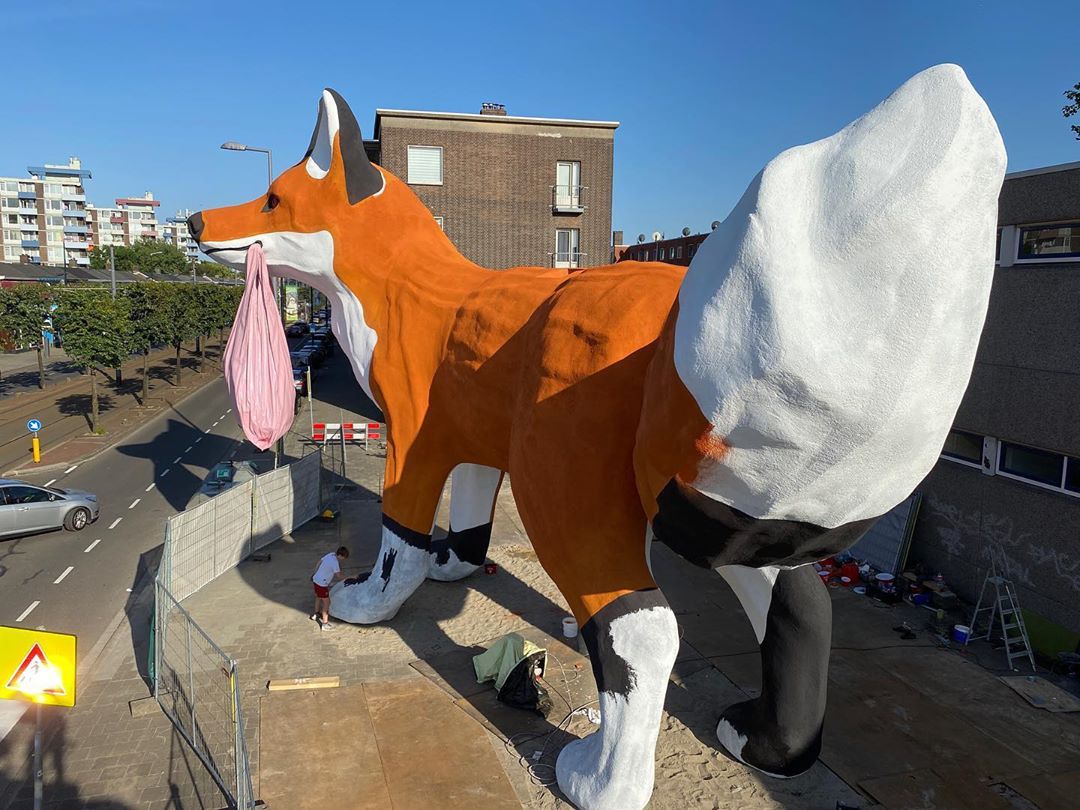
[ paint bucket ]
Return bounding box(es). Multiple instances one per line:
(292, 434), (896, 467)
(853, 586), (867, 596)
(952, 624), (971, 644)
(562, 617), (579, 639)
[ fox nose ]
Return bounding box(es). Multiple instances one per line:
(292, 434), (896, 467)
(187, 211), (204, 241)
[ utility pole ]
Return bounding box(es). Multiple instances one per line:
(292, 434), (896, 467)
(109, 244), (116, 299)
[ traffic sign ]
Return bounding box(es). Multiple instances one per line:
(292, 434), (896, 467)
(0, 626), (76, 707)
(27, 419), (41, 433)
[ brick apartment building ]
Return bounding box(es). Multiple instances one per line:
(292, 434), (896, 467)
(371, 103), (617, 270)
(911, 160), (1080, 651)
(618, 229), (712, 267)
(0, 158), (92, 266)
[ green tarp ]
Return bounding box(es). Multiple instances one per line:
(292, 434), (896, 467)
(473, 633), (545, 691)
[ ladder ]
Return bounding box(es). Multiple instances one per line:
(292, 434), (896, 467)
(966, 555), (1036, 672)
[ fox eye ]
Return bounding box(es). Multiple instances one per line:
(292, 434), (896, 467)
(262, 193), (280, 213)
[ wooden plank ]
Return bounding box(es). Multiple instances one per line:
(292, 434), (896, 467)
(999, 675), (1080, 713)
(1006, 769), (1080, 809)
(364, 678), (520, 809)
(860, 768), (1014, 810)
(267, 675), (340, 692)
(259, 684), (391, 810)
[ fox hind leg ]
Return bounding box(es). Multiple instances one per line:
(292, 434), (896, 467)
(715, 563), (831, 777)
(428, 463), (504, 582)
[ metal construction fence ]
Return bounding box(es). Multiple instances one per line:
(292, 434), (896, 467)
(154, 451), (322, 808)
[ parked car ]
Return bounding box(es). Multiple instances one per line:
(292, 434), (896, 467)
(185, 462), (260, 510)
(285, 321), (310, 338)
(293, 365), (309, 397)
(0, 478), (100, 538)
(310, 332), (335, 357)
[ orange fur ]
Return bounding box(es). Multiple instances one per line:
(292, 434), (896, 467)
(198, 133), (716, 624)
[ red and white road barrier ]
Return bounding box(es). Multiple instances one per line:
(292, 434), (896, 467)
(312, 422), (382, 448)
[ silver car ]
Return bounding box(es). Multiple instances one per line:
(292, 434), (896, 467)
(0, 478), (100, 538)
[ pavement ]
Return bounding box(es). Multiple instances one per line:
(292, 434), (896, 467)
(1, 346), (1079, 809)
(0, 347), (83, 400)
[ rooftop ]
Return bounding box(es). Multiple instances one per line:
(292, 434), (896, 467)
(374, 107), (619, 139)
(1004, 160), (1080, 180)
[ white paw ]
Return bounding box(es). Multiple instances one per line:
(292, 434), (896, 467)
(329, 526), (429, 624)
(427, 545), (480, 582)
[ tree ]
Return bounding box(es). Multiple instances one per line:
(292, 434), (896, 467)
(0, 284), (55, 389)
(1064, 82), (1080, 141)
(54, 289), (132, 433)
(158, 284), (201, 385)
(123, 282), (172, 402)
(197, 260), (238, 279)
(88, 239), (190, 275)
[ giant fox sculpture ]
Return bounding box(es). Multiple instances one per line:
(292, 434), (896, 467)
(192, 64), (1005, 810)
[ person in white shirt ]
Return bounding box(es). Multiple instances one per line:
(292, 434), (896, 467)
(311, 546), (350, 630)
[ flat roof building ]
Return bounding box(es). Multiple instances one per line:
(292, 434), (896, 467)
(371, 103), (617, 271)
(912, 160), (1080, 651)
(0, 157), (92, 267)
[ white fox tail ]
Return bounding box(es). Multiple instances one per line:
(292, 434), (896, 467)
(673, 64), (1006, 529)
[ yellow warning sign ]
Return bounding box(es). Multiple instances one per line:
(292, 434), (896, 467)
(0, 626), (76, 707)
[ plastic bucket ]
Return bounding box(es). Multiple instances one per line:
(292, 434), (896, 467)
(952, 624), (971, 644)
(562, 617), (579, 639)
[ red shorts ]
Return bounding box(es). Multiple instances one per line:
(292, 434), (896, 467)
(312, 582), (330, 599)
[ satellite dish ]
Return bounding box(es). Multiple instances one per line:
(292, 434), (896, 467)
(637, 234), (646, 243)
(710, 220), (720, 231)
(681, 227), (691, 237)
(651, 231), (663, 242)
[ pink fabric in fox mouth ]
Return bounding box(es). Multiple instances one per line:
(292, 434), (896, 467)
(223, 244), (294, 450)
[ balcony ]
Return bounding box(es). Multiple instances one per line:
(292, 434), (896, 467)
(18, 206), (37, 215)
(550, 251), (586, 269)
(64, 240), (90, 251)
(18, 223), (38, 231)
(63, 208), (88, 219)
(21, 239), (40, 249)
(61, 191), (86, 202)
(75, 256), (90, 265)
(551, 185), (586, 214)
(17, 191), (37, 200)
(110, 215), (125, 224)
(63, 225), (90, 235)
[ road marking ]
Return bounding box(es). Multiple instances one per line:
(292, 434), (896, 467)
(220, 413), (228, 419)
(108, 517), (122, 529)
(185, 446), (193, 453)
(128, 498), (140, 510)
(65, 465), (78, 474)
(194, 437), (202, 444)
(212, 421), (219, 428)
(84, 538), (101, 553)
(173, 456), (182, 464)
(226, 408), (232, 413)
(53, 566), (74, 584)
(161, 468), (171, 477)
(145, 482), (156, 492)
(44, 479), (57, 487)
(16, 602), (39, 622)
(205, 427), (212, 433)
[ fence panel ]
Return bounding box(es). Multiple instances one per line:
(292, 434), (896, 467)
(155, 581), (248, 805)
(251, 451), (321, 551)
(212, 482), (257, 579)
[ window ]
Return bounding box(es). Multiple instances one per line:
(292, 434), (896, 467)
(689, 244), (697, 258)
(1, 198), (18, 209)
(0, 181), (17, 193)
(433, 216), (444, 230)
(407, 146), (443, 185)
(46, 200), (62, 211)
(5, 214), (16, 224)
(941, 429), (983, 467)
(47, 231), (63, 244)
(3, 229), (20, 241)
(47, 215), (63, 227)
(995, 440), (1079, 497)
(44, 183), (62, 196)
(18, 183), (34, 193)
(2, 485), (52, 504)
(675, 246), (683, 259)
(555, 161), (582, 209)
(4, 245), (20, 259)
(555, 228), (580, 268)
(659, 248), (666, 260)
(1017, 223), (1080, 261)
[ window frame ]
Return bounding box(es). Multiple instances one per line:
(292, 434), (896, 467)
(406, 145), (444, 186)
(939, 428), (984, 470)
(1014, 221), (1080, 264)
(554, 228), (581, 268)
(995, 440), (1080, 498)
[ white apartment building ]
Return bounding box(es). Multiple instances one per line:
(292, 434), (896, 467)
(0, 157), (92, 266)
(87, 191), (162, 252)
(160, 210), (199, 260)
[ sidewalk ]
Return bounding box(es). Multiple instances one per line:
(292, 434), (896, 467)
(3, 352), (1078, 808)
(0, 341), (228, 475)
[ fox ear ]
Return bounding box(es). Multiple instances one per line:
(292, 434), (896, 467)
(304, 88), (383, 204)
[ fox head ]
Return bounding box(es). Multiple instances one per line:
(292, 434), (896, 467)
(190, 89), (462, 400)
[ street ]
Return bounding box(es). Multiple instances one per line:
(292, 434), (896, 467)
(0, 377), (250, 722)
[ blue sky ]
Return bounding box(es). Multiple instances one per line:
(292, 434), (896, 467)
(4, 1), (1078, 243)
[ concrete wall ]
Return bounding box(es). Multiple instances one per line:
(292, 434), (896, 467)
(378, 116), (615, 270)
(910, 164), (1080, 635)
